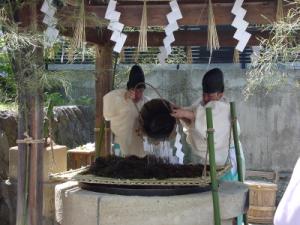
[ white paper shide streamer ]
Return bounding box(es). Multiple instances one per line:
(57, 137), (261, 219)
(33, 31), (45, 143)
(105, 0), (127, 53)
(157, 0), (182, 64)
(41, 0), (59, 47)
(231, 0), (251, 52)
(174, 125), (184, 164)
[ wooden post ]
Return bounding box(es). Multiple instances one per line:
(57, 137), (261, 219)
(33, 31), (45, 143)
(206, 108), (221, 225)
(15, 51), (28, 225)
(15, 1), (44, 225)
(95, 44), (113, 158)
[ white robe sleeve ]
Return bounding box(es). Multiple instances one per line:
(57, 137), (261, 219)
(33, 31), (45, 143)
(180, 100), (207, 162)
(274, 158), (300, 225)
(182, 100), (232, 166)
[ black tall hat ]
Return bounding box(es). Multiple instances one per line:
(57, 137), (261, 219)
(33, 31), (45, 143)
(127, 65), (146, 90)
(202, 68), (224, 93)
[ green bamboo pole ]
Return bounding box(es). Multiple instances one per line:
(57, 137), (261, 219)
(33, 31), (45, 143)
(95, 121), (105, 158)
(230, 102), (244, 182)
(206, 107), (221, 225)
(230, 102), (248, 225)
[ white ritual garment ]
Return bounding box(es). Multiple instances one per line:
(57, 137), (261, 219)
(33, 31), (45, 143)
(274, 158), (300, 225)
(103, 89), (148, 157)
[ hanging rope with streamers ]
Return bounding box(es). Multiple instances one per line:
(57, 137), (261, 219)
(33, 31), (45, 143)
(207, 0), (220, 64)
(138, 0), (148, 52)
(68, 0), (86, 62)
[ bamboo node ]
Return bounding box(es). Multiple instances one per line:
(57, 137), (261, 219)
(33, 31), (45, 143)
(231, 117), (237, 123)
(207, 128), (215, 133)
(94, 128), (101, 132)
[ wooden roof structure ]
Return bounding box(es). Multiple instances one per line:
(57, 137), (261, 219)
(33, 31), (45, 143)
(18, 0), (282, 47)
(41, 0), (282, 65)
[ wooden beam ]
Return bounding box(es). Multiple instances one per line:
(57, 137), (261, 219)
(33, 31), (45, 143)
(61, 28), (268, 46)
(83, 0), (274, 4)
(58, 1), (278, 27)
(123, 30), (267, 47)
(95, 45), (112, 157)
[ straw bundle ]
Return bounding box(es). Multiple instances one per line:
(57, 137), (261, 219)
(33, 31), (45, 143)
(207, 0), (220, 56)
(233, 49), (240, 63)
(186, 46), (193, 64)
(119, 49), (125, 63)
(68, 0), (86, 62)
(0, 8), (7, 21)
(276, 0), (284, 21)
(138, 0), (148, 52)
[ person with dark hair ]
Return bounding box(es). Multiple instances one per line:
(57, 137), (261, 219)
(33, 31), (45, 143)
(103, 65), (148, 157)
(171, 68), (245, 179)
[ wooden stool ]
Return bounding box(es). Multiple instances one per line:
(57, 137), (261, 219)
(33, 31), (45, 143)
(67, 148), (95, 170)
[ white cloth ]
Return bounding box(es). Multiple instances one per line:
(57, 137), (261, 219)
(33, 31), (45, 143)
(274, 158), (300, 225)
(182, 98), (245, 172)
(103, 89), (148, 157)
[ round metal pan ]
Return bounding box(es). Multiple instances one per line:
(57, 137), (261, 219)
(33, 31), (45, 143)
(79, 182), (211, 196)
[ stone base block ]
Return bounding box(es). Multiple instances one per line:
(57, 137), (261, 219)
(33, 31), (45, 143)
(57, 181), (249, 225)
(9, 145), (67, 181)
(1, 179), (66, 225)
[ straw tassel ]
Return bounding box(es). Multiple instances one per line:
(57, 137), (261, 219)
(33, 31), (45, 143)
(119, 49), (125, 63)
(133, 48), (139, 64)
(186, 46), (193, 64)
(138, 0), (148, 52)
(233, 49), (240, 64)
(207, 0), (220, 56)
(276, 0), (284, 21)
(68, 0), (86, 62)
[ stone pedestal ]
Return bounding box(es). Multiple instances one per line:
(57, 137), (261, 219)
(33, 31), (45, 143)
(7, 144), (68, 225)
(9, 145), (67, 181)
(0, 179), (63, 225)
(56, 181), (249, 225)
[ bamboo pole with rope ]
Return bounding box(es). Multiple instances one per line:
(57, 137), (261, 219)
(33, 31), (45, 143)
(230, 102), (248, 225)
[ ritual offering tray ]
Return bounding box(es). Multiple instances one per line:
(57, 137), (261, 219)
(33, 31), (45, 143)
(73, 156), (231, 196)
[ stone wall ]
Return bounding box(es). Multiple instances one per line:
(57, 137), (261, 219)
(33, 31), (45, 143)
(52, 105), (94, 148)
(141, 64), (300, 172)
(0, 111), (17, 180)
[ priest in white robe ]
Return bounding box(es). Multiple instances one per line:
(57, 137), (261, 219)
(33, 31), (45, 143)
(103, 65), (148, 157)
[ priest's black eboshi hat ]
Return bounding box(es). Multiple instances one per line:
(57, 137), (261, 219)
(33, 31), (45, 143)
(126, 65), (146, 90)
(202, 68), (224, 93)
